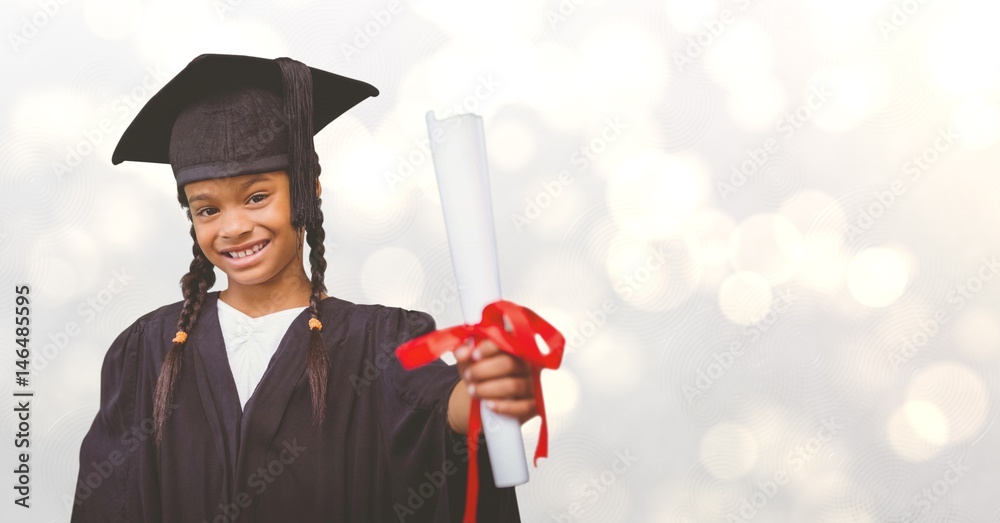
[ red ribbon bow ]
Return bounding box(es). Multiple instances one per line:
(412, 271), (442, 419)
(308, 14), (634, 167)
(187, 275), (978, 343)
(395, 299), (564, 523)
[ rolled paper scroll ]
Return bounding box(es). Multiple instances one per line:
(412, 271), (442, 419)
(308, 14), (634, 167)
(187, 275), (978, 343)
(423, 110), (530, 488)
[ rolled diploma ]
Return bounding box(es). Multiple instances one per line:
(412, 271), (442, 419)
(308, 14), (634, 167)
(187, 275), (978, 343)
(424, 110), (530, 488)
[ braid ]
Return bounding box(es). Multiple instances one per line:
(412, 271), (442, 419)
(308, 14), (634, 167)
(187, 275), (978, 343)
(153, 213), (216, 446)
(304, 193), (330, 427)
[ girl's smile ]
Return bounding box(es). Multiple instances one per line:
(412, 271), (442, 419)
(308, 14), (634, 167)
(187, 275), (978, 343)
(220, 239), (271, 267)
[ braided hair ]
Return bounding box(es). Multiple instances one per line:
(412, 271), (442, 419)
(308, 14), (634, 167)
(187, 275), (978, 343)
(304, 164), (331, 426)
(152, 167), (330, 447)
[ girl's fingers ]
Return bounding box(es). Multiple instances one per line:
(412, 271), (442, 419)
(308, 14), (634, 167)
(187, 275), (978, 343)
(453, 341), (476, 378)
(469, 376), (534, 399)
(482, 398), (537, 423)
(473, 338), (501, 359)
(465, 354), (530, 383)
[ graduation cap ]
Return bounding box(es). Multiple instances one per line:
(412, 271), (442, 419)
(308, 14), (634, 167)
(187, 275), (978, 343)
(112, 53), (379, 229)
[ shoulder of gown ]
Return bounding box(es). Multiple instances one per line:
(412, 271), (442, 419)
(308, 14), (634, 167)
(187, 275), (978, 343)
(70, 304), (163, 521)
(364, 304), (522, 523)
(71, 296), (202, 522)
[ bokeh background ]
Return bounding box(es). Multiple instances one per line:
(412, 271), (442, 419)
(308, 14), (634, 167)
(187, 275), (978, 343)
(4, 0), (1000, 521)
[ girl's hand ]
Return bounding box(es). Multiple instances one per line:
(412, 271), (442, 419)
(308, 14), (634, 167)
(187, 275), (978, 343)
(447, 339), (537, 434)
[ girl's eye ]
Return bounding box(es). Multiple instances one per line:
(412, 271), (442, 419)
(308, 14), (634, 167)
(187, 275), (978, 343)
(196, 207), (218, 217)
(249, 193), (268, 204)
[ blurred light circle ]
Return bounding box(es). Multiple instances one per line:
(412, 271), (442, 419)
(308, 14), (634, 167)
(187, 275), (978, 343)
(84, 0), (141, 40)
(928, 3), (1000, 98)
(542, 368), (579, 416)
(729, 213), (803, 284)
(576, 327), (640, 394)
(12, 90), (93, 143)
(578, 23), (670, 111)
(687, 209), (735, 267)
(726, 75), (788, 131)
(951, 98), (1000, 151)
(907, 362), (989, 445)
(718, 271), (772, 325)
(603, 233), (702, 312)
(607, 151), (710, 240)
(886, 400), (948, 462)
(409, 0), (544, 40)
(796, 234), (847, 294)
(705, 21), (776, 88)
(665, 0), (721, 34)
(486, 117), (537, 172)
(808, 62), (889, 133)
(954, 307), (1000, 359)
(846, 247), (910, 307)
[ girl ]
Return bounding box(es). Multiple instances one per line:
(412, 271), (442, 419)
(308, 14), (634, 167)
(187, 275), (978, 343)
(71, 53), (535, 522)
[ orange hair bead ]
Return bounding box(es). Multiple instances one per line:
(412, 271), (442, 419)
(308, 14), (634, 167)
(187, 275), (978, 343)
(308, 317), (322, 331)
(172, 331), (188, 344)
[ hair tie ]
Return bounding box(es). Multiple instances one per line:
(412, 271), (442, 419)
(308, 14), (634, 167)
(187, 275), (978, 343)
(172, 331), (188, 344)
(308, 317), (322, 331)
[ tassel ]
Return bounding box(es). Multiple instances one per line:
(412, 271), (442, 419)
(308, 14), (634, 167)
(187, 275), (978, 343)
(275, 57), (320, 230)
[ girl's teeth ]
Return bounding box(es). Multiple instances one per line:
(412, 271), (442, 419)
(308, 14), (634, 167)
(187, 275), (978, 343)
(229, 242), (265, 258)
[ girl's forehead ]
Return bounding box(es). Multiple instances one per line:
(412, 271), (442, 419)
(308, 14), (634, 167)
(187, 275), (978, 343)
(184, 171), (288, 197)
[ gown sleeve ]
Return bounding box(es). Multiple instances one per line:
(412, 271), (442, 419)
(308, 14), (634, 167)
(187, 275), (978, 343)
(369, 305), (522, 523)
(70, 317), (146, 523)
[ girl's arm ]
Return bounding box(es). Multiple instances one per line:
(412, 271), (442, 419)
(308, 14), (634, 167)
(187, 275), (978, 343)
(447, 340), (538, 434)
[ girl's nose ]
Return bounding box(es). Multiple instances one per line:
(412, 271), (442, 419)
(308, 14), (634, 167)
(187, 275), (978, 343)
(218, 209), (253, 238)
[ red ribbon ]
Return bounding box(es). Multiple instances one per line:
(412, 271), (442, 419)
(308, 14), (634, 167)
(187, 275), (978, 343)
(395, 299), (564, 523)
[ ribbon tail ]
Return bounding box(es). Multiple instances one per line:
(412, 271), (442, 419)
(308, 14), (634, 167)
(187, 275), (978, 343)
(531, 370), (548, 467)
(463, 398), (482, 523)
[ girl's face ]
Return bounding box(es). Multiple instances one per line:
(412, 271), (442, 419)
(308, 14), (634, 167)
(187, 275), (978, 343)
(183, 170), (309, 291)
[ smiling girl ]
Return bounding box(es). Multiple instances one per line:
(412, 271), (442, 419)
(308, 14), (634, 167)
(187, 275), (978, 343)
(71, 54), (532, 523)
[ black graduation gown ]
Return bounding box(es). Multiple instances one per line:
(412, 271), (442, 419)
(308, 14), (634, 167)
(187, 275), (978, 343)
(70, 290), (520, 522)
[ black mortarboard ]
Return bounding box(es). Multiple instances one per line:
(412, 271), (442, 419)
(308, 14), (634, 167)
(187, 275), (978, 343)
(112, 53), (379, 229)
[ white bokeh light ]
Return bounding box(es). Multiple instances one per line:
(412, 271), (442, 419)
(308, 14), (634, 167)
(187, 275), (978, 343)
(886, 400), (949, 462)
(796, 233), (848, 294)
(687, 209), (735, 267)
(729, 213), (803, 284)
(575, 327), (640, 394)
(726, 75), (788, 131)
(928, 1), (1000, 99)
(665, 0), (720, 34)
(808, 62), (890, 133)
(907, 362), (989, 445)
(12, 90), (94, 143)
(486, 118), (538, 172)
(409, 0), (545, 40)
(951, 97), (1000, 151)
(541, 368), (579, 416)
(718, 270), (773, 325)
(955, 307), (1000, 359)
(84, 0), (141, 40)
(705, 21), (776, 89)
(779, 191), (849, 293)
(576, 22), (670, 112)
(607, 151), (710, 240)
(846, 246), (911, 308)
(604, 232), (702, 311)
